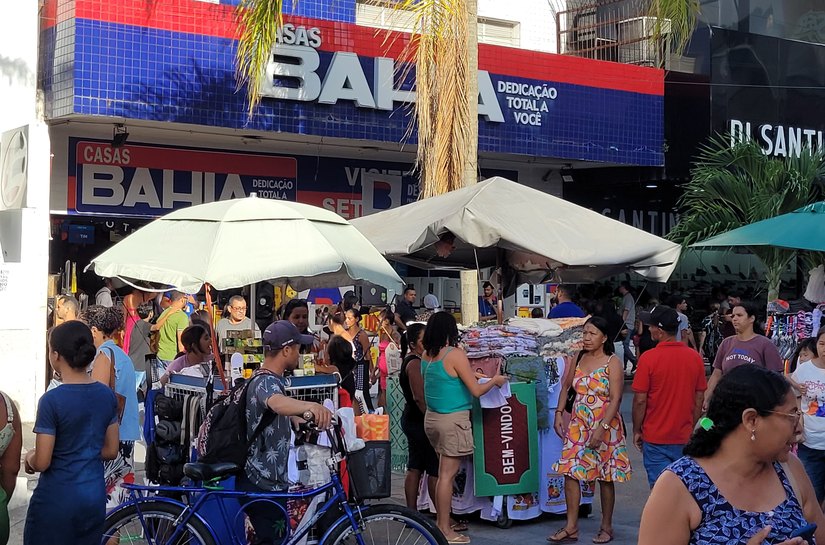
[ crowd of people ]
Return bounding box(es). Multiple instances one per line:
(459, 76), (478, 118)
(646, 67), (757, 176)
(9, 277), (825, 545)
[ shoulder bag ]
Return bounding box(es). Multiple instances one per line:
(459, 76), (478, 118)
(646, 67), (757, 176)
(380, 325), (402, 374)
(103, 346), (127, 422)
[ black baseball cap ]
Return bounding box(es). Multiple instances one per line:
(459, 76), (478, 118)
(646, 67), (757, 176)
(639, 305), (680, 333)
(263, 320), (314, 350)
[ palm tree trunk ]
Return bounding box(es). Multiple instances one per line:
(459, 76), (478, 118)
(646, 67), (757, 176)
(459, 0), (480, 325)
(765, 267), (782, 302)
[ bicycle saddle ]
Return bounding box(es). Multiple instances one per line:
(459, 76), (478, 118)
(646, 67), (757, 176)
(183, 462), (240, 481)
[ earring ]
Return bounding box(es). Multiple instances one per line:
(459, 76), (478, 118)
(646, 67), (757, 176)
(751, 429), (756, 441)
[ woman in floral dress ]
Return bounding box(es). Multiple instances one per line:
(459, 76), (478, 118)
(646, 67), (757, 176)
(549, 316), (631, 544)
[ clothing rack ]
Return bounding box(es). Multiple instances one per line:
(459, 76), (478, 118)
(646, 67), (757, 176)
(765, 306), (825, 362)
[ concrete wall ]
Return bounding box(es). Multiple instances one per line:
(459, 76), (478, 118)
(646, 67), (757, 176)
(478, 0), (560, 53)
(0, 3), (51, 422)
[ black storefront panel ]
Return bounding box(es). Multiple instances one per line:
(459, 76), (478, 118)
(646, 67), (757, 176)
(711, 28), (825, 156)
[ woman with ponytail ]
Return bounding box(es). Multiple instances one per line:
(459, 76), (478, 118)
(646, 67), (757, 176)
(24, 321), (120, 545)
(639, 365), (825, 545)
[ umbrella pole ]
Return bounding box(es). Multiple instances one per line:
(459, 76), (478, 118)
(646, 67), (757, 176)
(250, 282), (257, 333)
(205, 284), (228, 390)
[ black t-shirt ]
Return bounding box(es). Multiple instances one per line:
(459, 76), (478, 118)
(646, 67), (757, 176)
(399, 354), (424, 424)
(396, 300), (416, 325)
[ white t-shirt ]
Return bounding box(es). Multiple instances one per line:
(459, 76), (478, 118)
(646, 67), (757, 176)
(676, 311), (690, 342)
(96, 287), (114, 307)
(792, 360), (825, 450)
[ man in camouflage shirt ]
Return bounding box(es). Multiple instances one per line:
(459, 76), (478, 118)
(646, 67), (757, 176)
(239, 320), (332, 545)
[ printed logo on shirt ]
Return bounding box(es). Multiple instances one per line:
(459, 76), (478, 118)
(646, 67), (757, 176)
(803, 381), (825, 417)
(725, 348), (757, 366)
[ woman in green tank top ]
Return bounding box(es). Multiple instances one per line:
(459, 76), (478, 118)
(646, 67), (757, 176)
(421, 312), (507, 544)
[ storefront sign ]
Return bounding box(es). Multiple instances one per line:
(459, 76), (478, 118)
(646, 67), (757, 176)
(66, 138), (516, 218)
(598, 207), (680, 237)
(712, 29), (825, 158)
(262, 26), (509, 124)
(472, 382), (538, 496)
(729, 119), (824, 158)
(69, 140), (298, 216)
(262, 25), (563, 129)
(52, 2), (665, 166)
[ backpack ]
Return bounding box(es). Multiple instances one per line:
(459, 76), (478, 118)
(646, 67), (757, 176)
(197, 371), (277, 466)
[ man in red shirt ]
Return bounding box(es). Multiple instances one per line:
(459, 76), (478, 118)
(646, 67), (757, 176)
(632, 305), (707, 488)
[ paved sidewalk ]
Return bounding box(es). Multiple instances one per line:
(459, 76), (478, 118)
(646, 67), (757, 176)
(9, 384), (650, 544)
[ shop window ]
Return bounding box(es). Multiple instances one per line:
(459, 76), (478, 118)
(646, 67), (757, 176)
(355, 1), (521, 47)
(477, 17), (521, 47)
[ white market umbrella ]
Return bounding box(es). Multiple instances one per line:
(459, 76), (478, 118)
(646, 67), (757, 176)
(351, 177), (681, 285)
(87, 196), (404, 294)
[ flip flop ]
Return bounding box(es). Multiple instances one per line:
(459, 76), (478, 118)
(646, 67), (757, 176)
(447, 534), (471, 544)
(592, 529), (613, 544)
(547, 527), (579, 543)
(451, 521), (469, 532)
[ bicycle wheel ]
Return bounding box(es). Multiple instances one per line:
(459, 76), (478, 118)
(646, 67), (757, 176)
(325, 504), (448, 545)
(101, 501), (217, 545)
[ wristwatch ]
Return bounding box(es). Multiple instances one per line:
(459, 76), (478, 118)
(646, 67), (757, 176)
(600, 421), (610, 431)
(303, 410), (314, 422)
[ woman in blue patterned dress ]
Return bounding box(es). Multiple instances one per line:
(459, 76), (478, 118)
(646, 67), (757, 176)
(639, 365), (825, 545)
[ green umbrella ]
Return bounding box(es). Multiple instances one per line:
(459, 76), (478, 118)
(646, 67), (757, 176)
(692, 202), (825, 252)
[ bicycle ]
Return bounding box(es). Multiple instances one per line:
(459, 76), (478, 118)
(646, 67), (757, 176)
(101, 421), (448, 545)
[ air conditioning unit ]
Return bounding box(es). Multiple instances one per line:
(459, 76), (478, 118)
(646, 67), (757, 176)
(569, 8), (598, 55)
(595, 37), (618, 62)
(617, 16), (671, 66)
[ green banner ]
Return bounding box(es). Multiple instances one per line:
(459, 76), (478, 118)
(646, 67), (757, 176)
(472, 381), (539, 497)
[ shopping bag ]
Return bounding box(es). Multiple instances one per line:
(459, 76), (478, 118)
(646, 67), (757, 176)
(355, 414), (389, 440)
(385, 342), (402, 374)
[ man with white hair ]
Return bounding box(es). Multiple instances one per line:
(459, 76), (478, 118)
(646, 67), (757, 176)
(423, 293), (441, 312)
(215, 295), (261, 352)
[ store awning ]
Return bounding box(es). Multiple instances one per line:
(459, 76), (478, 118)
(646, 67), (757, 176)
(351, 177), (681, 285)
(692, 201), (825, 253)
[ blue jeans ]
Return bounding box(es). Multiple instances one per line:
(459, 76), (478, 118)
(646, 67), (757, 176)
(797, 444), (825, 504)
(235, 474), (287, 545)
(642, 442), (685, 488)
(154, 359), (172, 384)
(622, 328), (637, 368)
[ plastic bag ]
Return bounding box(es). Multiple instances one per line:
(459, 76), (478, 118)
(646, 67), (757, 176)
(355, 414), (389, 441)
(297, 444), (331, 486)
(385, 342), (402, 374)
(336, 407), (365, 452)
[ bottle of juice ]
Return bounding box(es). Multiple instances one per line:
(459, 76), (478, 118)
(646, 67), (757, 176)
(303, 354), (316, 377)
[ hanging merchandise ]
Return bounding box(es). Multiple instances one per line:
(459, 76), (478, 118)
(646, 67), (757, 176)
(445, 316), (594, 525)
(767, 306), (825, 363)
(805, 265), (825, 304)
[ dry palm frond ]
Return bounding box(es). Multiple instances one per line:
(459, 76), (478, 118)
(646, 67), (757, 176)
(372, 0), (472, 198)
(235, 0), (284, 118)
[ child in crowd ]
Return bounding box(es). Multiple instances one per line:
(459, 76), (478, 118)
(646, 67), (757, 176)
(373, 309), (400, 412)
(786, 337), (817, 396)
(24, 321), (119, 545)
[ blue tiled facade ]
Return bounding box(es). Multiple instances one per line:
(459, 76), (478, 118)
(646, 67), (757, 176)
(218, 0), (356, 22)
(40, 0), (665, 166)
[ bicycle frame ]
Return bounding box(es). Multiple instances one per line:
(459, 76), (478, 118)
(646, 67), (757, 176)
(114, 471), (365, 545)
